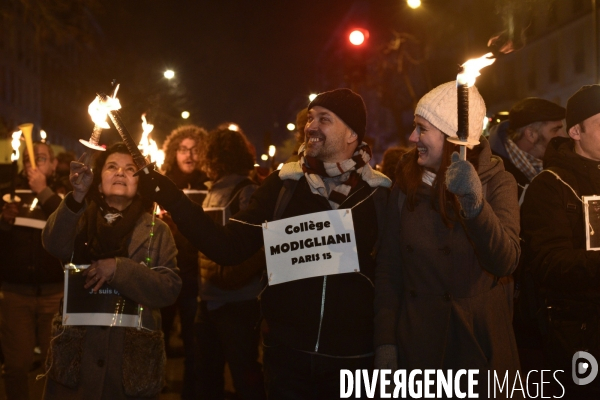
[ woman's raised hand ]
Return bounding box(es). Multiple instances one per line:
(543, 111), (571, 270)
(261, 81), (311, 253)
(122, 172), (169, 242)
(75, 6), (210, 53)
(70, 153), (94, 203)
(445, 152), (483, 219)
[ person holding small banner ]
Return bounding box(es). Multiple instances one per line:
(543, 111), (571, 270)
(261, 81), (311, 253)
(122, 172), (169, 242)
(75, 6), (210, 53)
(0, 140), (66, 400)
(40, 143), (181, 400)
(374, 82), (521, 394)
(137, 89), (392, 398)
(521, 85), (600, 397)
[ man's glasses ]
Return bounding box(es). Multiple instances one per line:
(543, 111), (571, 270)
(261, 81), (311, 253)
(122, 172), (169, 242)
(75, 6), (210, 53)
(177, 146), (199, 155)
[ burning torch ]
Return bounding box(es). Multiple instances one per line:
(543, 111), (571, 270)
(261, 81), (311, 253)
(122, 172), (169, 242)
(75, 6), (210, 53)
(75, 92), (120, 184)
(447, 52), (495, 160)
(2, 131), (23, 203)
(100, 88), (155, 175)
(138, 114), (165, 171)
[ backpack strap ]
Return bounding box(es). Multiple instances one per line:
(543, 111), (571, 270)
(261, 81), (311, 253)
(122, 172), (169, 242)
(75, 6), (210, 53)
(272, 179), (298, 221)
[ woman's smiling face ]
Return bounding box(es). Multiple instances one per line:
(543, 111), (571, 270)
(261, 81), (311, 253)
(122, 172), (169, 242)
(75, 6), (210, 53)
(409, 115), (446, 172)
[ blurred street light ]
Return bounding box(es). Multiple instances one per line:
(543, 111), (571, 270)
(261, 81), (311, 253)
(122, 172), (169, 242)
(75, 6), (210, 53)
(268, 145), (276, 158)
(349, 29), (368, 46)
(164, 69), (175, 79)
(181, 111), (190, 119)
(309, 93), (317, 101)
(407, 0), (421, 9)
(228, 123), (240, 131)
(260, 154), (269, 161)
(286, 123), (295, 131)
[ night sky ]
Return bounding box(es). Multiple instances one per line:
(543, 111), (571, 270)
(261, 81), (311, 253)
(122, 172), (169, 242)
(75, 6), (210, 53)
(70, 0), (510, 156)
(93, 0), (387, 151)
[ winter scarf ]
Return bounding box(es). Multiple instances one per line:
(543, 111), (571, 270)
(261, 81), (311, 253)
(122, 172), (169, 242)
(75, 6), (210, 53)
(73, 197), (146, 263)
(279, 142), (391, 209)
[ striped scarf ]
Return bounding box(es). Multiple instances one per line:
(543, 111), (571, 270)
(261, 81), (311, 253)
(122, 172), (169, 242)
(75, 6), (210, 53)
(505, 138), (543, 182)
(280, 142), (391, 209)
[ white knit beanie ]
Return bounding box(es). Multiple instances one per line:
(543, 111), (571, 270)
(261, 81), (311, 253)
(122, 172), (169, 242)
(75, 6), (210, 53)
(414, 81), (486, 147)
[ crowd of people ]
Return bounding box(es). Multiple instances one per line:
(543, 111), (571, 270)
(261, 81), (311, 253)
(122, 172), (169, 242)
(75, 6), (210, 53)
(0, 82), (599, 399)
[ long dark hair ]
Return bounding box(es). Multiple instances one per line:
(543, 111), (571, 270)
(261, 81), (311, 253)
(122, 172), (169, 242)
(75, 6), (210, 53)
(395, 139), (483, 228)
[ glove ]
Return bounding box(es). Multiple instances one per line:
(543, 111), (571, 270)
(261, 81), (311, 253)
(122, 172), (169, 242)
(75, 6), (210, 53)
(374, 344), (398, 370)
(137, 168), (183, 209)
(445, 152), (483, 219)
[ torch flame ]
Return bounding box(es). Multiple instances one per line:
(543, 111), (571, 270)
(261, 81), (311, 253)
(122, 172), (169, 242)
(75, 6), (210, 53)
(88, 94), (121, 129)
(10, 131), (21, 162)
(137, 114), (164, 170)
(40, 130), (47, 142)
(457, 52), (496, 87)
(149, 139), (165, 170)
(139, 113), (154, 154)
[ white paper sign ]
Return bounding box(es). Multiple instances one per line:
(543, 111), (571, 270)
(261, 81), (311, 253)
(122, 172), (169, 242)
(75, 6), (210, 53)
(262, 209), (359, 285)
(62, 264), (140, 327)
(584, 195), (600, 251)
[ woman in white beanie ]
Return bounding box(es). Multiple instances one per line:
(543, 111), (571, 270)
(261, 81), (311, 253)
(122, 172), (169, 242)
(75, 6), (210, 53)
(374, 82), (521, 395)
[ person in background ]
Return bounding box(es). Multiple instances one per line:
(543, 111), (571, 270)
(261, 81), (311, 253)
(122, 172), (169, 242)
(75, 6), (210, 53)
(379, 146), (411, 184)
(54, 151), (77, 195)
(195, 128), (266, 400)
(521, 85), (600, 397)
(160, 125), (208, 399)
(488, 97), (565, 200)
(0, 141), (64, 400)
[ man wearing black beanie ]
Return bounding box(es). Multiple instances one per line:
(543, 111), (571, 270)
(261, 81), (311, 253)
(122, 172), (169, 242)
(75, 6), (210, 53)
(137, 88), (392, 398)
(521, 84), (600, 397)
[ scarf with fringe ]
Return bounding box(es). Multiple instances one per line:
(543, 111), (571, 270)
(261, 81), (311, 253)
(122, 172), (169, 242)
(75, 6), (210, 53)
(279, 142), (391, 209)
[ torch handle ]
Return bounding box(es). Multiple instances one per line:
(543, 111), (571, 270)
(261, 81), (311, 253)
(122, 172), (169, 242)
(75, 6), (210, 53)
(89, 125), (103, 146)
(9, 159), (17, 199)
(106, 109), (148, 170)
(459, 146), (467, 161)
(457, 84), (469, 142)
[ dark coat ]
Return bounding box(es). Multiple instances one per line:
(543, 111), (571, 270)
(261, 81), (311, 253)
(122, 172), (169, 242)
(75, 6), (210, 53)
(165, 168), (208, 295)
(375, 138), (521, 376)
(41, 195), (181, 400)
(521, 137), (600, 379)
(0, 175), (64, 290)
(522, 137), (600, 291)
(168, 170), (389, 356)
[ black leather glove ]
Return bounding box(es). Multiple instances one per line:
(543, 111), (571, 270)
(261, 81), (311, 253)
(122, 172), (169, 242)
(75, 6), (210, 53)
(137, 168), (183, 209)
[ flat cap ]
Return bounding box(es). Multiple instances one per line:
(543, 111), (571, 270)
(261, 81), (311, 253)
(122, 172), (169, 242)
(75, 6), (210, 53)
(509, 97), (565, 131)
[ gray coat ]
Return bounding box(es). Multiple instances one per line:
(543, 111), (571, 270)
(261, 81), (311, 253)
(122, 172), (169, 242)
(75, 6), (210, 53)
(375, 140), (521, 376)
(41, 196), (181, 400)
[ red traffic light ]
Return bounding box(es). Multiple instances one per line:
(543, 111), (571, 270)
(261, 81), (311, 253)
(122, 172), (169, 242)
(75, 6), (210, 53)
(349, 29), (369, 46)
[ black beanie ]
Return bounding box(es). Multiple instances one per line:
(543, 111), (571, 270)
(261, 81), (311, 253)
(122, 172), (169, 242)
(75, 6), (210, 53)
(566, 85), (600, 131)
(509, 98), (565, 130)
(308, 88), (367, 142)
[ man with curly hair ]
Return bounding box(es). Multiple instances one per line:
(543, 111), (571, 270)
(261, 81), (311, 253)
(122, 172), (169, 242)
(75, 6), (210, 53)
(160, 125), (208, 399)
